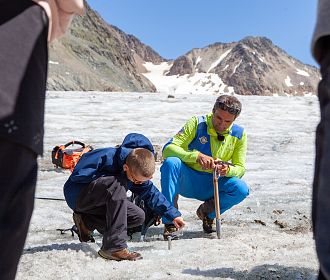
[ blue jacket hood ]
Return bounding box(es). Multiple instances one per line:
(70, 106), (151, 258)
(117, 133), (154, 166)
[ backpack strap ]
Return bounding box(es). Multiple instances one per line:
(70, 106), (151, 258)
(64, 140), (85, 148)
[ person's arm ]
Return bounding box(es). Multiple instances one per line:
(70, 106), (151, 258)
(130, 181), (182, 223)
(163, 116), (200, 164)
(226, 131), (247, 178)
(32, 0), (84, 42)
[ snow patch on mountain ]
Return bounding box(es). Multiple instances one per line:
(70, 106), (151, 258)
(233, 59), (242, 74)
(296, 68), (310, 77)
(207, 49), (232, 73)
(143, 62), (233, 95)
(258, 56), (264, 63)
(195, 56), (202, 66)
(285, 76), (293, 87)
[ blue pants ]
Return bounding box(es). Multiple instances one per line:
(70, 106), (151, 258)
(160, 157), (249, 223)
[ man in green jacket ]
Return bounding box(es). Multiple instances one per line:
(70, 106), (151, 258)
(161, 95), (249, 238)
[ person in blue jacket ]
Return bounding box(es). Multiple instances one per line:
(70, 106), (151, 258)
(64, 133), (185, 261)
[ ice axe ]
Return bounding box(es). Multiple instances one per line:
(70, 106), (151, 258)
(213, 166), (221, 239)
(213, 161), (234, 238)
(167, 228), (184, 250)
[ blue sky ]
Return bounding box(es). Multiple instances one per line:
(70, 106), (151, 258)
(88, 1), (318, 67)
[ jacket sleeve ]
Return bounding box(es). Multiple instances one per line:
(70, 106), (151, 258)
(163, 116), (200, 163)
(226, 130), (247, 178)
(130, 181), (181, 222)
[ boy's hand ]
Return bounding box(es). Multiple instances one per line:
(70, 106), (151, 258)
(172, 216), (185, 229)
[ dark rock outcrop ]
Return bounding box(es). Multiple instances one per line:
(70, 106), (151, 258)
(47, 1), (165, 92)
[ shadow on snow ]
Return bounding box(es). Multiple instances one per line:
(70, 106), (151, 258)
(182, 264), (317, 280)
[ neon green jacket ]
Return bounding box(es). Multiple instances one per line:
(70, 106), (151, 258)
(163, 113), (247, 178)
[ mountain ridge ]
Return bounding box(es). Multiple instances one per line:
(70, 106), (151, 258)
(47, 1), (163, 92)
(48, 2), (320, 95)
(165, 36), (319, 95)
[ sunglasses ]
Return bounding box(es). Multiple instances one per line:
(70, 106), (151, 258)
(131, 173), (144, 185)
(216, 102), (240, 115)
(127, 168), (145, 184)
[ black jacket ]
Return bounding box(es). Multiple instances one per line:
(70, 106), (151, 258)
(0, 0), (48, 155)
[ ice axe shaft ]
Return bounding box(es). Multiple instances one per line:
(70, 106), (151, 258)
(213, 168), (221, 239)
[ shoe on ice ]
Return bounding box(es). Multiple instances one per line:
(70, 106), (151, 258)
(98, 248), (142, 261)
(163, 224), (179, 240)
(196, 203), (216, 234)
(73, 212), (95, 243)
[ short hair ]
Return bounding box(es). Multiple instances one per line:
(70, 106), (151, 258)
(213, 95), (242, 116)
(126, 148), (155, 177)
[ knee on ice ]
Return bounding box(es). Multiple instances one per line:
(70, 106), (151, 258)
(229, 178), (249, 199)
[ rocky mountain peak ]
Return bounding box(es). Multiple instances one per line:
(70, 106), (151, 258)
(165, 36), (319, 95)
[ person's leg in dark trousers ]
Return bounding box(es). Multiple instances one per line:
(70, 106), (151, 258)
(75, 197), (144, 235)
(75, 176), (145, 252)
(313, 36), (330, 280)
(127, 200), (146, 229)
(0, 140), (37, 280)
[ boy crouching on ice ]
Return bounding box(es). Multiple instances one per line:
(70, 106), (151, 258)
(63, 133), (185, 261)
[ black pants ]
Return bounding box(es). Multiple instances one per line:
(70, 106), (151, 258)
(75, 176), (145, 252)
(0, 140), (37, 280)
(313, 38), (330, 280)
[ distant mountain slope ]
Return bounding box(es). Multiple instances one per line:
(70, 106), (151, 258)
(48, 3), (319, 95)
(165, 37), (320, 95)
(47, 1), (165, 92)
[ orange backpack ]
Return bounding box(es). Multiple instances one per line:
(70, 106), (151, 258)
(51, 141), (93, 172)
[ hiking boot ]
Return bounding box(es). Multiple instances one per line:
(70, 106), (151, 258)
(202, 217), (216, 234)
(163, 224), (178, 240)
(73, 212), (95, 243)
(196, 203), (216, 234)
(98, 248), (142, 261)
